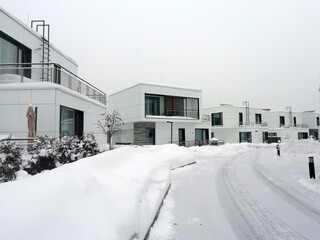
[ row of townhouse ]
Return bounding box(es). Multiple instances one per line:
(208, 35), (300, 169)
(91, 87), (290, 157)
(108, 84), (320, 145)
(1, 7), (319, 148)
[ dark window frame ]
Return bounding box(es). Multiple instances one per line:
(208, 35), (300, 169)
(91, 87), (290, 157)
(144, 93), (199, 119)
(239, 132), (252, 143)
(255, 113), (262, 124)
(280, 116), (285, 127)
(0, 31), (32, 78)
(239, 112), (243, 126)
(211, 112), (223, 126)
(59, 105), (84, 138)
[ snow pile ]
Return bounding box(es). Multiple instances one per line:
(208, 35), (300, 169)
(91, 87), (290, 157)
(281, 139), (320, 155)
(188, 143), (251, 157)
(145, 144), (196, 169)
(0, 146), (176, 240)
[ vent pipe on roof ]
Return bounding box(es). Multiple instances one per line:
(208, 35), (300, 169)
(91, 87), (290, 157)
(243, 101), (250, 125)
(286, 106), (293, 127)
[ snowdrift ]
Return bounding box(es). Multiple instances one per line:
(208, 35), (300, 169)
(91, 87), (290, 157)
(0, 145), (195, 240)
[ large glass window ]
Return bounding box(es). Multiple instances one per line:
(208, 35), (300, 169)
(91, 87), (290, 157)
(212, 112), (223, 126)
(239, 132), (252, 143)
(145, 94), (199, 119)
(195, 129), (209, 144)
(60, 106), (83, 137)
(0, 31), (31, 77)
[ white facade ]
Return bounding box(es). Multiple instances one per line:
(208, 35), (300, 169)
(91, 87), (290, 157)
(0, 7), (107, 148)
(203, 104), (315, 144)
(108, 83), (206, 145)
(202, 105), (269, 144)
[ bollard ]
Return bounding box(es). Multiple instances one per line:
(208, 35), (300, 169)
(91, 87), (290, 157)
(309, 156), (315, 179)
(276, 144), (280, 156)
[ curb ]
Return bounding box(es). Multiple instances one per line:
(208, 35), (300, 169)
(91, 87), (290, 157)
(143, 183), (172, 240)
(171, 161), (196, 170)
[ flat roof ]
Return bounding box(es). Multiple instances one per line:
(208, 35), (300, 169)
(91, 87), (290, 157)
(109, 82), (202, 97)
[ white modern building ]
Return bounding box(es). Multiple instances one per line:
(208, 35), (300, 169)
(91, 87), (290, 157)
(203, 103), (316, 144)
(108, 83), (208, 146)
(202, 103), (269, 143)
(0, 7), (107, 147)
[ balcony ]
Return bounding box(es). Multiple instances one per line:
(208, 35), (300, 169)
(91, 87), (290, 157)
(240, 121), (268, 127)
(0, 63), (106, 105)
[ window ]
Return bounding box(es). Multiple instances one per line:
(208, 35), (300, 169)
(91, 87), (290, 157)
(317, 117), (320, 126)
(0, 31), (32, 78)
(298, 132), (308, 140)
(145, 94), (199, 118)
(294, 117), (297, 127)
(212, 112), (223, 126)
(255, 114), (262, 124)
(239, 132), (252, 143)
(268, 132), (277, 137)
(239, 113), (243, 126)
(195, 129), (209, 143)
(280, 116), (285, 127)
(145, 95), (161, 116)
(60, 106), (83, 137)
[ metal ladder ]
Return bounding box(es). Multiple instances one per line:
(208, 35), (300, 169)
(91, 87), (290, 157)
(31, 20), (50, 81)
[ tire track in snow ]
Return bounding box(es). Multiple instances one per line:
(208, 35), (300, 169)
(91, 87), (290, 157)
(253, 149), (320, 224)
(221, 152), (307, 240)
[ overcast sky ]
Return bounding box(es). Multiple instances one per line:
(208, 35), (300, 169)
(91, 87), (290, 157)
(2, 0), (320, 111)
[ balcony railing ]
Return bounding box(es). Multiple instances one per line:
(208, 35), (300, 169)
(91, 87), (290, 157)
(166, 109), (199, 119)
(0, 63), (106, 105)
(240, 121), (268, 127)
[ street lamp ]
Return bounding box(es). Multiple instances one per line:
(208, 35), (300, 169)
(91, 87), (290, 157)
(167, 121), (173, 144)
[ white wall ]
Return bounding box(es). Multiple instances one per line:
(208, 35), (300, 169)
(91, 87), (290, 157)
(0, 83), (107, 148)
(109, 83), (203, 124)
(302, 112), (319, 129)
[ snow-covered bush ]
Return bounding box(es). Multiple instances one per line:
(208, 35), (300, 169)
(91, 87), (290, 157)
(24, 135), (57, 175)
(79, 133), (100, 158)
(0, 140), (22, 182)
(55, 135), (82, 164)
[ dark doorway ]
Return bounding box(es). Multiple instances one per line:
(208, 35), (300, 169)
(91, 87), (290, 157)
(146, 128), (155, 145)
(179, 128), (185, 146)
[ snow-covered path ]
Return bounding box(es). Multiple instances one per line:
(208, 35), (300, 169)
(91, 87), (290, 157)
(149, 147), (320, 239)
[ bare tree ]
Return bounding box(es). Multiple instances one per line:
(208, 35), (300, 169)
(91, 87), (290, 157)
(98, 110), (124, 150)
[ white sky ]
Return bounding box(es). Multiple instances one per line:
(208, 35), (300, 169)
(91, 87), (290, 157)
(1, 0), (320, 111)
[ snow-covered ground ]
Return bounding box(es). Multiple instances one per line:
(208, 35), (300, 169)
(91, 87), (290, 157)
(1, 140), (320, 240)
(0, 144), (195, 240)
(149, 140), (320, 240)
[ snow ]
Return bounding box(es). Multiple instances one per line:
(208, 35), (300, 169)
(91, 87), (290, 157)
(0, 145), (195, 240)
(1, 140), (320, 239)
(149, 140), (320, 240)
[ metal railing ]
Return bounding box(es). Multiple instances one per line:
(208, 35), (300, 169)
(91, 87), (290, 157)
(166, 110), (199, 119)
(172, 140), (210, 147)
(240, 121), (268, 127)
(0, 63), (106, 105)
